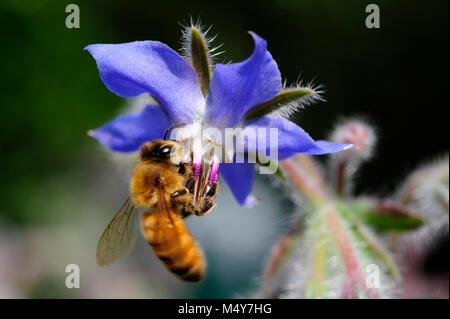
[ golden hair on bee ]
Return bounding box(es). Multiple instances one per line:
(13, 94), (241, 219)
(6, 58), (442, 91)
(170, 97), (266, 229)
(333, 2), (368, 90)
(131, 140), (189, 208)
(96, 138), (218, 282)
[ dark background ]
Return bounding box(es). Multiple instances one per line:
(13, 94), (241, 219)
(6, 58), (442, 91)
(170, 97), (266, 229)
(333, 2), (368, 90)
(0, 0), (447, 298)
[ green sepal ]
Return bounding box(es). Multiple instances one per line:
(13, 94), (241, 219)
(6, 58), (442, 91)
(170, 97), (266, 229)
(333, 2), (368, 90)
(190, 27), (211, 96)
(245, 88), (315, 120)
(352, 202), (425, 233)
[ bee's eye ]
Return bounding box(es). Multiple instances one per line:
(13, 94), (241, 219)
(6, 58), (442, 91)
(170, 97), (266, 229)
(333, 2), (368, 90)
(140, 142), (177, 161)
(156, 145), (171, 157)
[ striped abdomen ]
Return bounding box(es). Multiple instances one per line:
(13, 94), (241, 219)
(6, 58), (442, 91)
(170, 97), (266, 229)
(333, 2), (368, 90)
(141, 211), (206, 282)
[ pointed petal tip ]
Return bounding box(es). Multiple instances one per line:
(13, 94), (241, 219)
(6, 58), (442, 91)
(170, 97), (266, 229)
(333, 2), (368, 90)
(312, 140), (357, 155)
(247, 31), (266, 47)
(242, 194), (261, 207)
(206, 30), (279, 127)
(247, 30), (260, 38)
(84, 44), (98, 53)
(220, 162), (256, 206)
(343, 143), (357, 151)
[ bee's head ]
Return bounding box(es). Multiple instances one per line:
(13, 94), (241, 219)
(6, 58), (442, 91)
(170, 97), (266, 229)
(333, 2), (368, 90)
(140, 140), (182, 165)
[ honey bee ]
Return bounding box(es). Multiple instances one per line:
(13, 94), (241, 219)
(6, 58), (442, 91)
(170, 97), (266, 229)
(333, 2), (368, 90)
(96, 138), (219, 282)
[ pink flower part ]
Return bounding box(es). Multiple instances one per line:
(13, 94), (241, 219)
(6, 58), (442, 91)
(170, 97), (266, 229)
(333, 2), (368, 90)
(193, 154), (202, 180)
(209, 160), (220, 185)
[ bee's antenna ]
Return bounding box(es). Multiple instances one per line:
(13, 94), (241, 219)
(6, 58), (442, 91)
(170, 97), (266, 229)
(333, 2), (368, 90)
(164, 123), (186, 140)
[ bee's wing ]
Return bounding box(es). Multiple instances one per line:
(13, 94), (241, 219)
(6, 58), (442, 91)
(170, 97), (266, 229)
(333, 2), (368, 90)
(96, 197), (138, 266)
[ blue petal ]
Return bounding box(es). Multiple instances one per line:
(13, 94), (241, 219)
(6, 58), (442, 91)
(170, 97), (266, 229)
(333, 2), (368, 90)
(206, 32), (282, 128)
(220, 162), (255, 205)
(88, 105), (171, 152)
(241, 115), (354, 160)
(85, 41), (204, 123)
(313, 140), (356, 154)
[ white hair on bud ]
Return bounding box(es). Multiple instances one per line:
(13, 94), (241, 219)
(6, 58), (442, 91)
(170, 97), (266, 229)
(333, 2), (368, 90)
(266, 206), (398, 299)
(179, 17), (224, 71)
(396, 155), (449, 262)
(397, 154), (449, 219)
(327, 118), (377, 197)
(272, 79), (325, 119)
(330, 117), (377, 160)
(281, 221), (347, 299)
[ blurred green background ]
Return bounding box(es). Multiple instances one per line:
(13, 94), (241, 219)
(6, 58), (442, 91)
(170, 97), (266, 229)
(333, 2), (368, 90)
(0, 0), (448, 298)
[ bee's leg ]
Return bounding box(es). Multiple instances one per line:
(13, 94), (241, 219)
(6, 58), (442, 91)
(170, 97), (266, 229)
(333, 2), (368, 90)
(171, 187), (197, 218)
(171, 188), (188, 199)
(181, 204), (196, 218)
(196, 197), (216, 216)
(205, 181), (218, 198)
(185, 177), (195, 193)
(171, 187), (194, 207)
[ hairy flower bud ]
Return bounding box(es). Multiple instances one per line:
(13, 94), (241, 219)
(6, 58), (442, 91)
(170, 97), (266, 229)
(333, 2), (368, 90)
(328, 119), (376, 198)
(257, 119), (446, 299)
(395, 156), (449, 277)
(330, 119), (376, 160)
(397, 155), (449, 219)
(258, 203), (399, 298)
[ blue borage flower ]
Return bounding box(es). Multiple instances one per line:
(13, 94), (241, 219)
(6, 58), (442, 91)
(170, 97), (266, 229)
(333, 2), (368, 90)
(86, 23), (353, 206)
